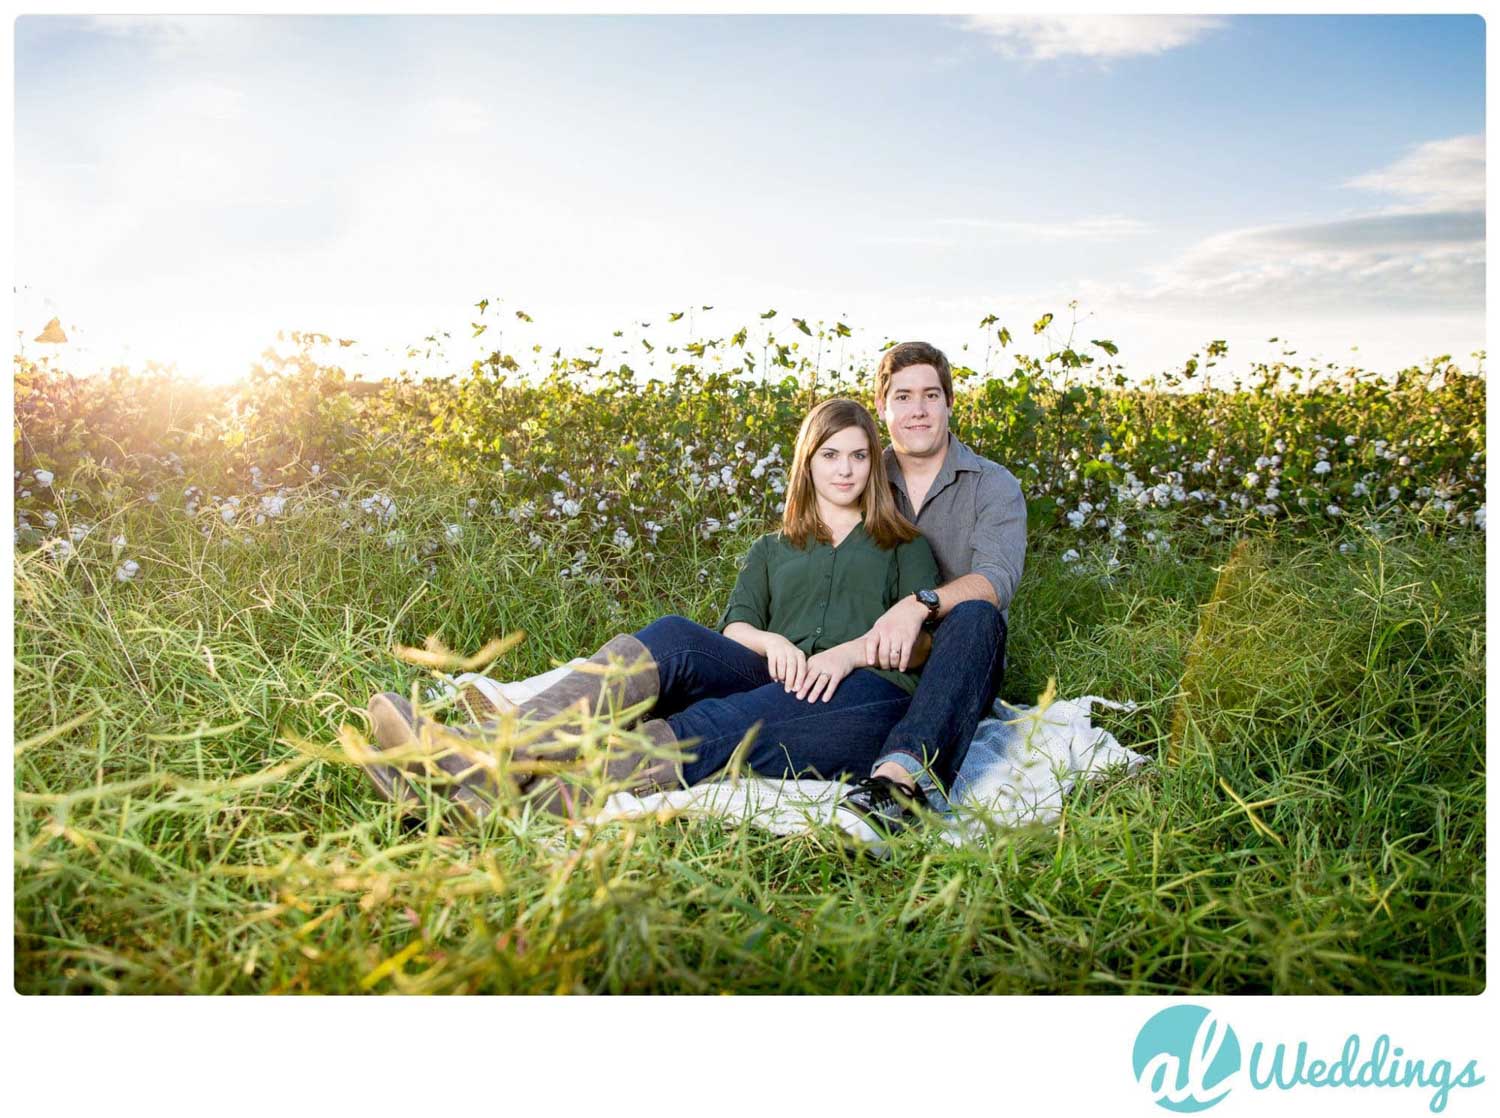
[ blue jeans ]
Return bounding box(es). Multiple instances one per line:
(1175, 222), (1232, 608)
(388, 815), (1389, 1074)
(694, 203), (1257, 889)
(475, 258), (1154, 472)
(634, 615), (913, 787)
(872, 600), (1008, 808)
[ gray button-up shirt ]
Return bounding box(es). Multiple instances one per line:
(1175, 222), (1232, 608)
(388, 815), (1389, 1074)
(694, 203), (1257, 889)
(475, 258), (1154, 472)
(883, 433), (1027, 629)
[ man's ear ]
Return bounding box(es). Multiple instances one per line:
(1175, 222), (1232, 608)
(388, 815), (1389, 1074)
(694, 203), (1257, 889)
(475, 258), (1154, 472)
(873, 396), (886, 420)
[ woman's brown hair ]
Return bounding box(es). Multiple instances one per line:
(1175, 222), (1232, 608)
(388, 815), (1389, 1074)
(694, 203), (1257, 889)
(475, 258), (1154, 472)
(781, 398), (920, 550)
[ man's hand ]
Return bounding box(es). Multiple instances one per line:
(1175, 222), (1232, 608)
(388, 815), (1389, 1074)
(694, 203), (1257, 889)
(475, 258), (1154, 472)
(863, 596), (929, 672)
(796, 646), (856, 703)
(762, 633), (809, 693)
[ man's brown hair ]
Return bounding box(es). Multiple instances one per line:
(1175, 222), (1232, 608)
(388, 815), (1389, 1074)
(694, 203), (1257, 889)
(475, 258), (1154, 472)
(873, 341), (954, 407)
(781, 398), (920, 550)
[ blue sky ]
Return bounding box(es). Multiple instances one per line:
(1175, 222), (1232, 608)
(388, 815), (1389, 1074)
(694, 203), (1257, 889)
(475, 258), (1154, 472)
(12, 13), (1486, 383)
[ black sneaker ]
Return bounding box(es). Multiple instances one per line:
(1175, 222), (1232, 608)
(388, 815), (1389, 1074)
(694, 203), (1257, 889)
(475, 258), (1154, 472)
(840, 774), (923, 836)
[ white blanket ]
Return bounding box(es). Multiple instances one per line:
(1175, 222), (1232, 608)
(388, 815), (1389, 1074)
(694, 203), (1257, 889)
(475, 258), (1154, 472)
(450, 667), (1147, 852)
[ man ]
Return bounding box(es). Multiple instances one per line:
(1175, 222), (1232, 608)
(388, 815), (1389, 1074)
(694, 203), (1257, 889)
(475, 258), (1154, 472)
(840, 340), (1027, 832)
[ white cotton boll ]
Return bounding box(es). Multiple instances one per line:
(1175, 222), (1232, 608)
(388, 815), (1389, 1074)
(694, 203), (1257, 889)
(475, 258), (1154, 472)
(1110, 519), (1126, 540)
(116, 559), (140, 581)
(1265, 486), (1280, 500)
(1327, 504), (1343, 517)
(528, 532), (545, 549)
(385, 530), (403, 548)
(222, 506), (237, 524)
(1338, 542), (1356, 555)
(1255, 456), (1271, 470)
(52, 538), (73, 560)
(1077, 500), (1094, 516)
(1066, 510), (1086, 530)
(1388, 486), (1401, 500)
(561, 499), (582, 518)
(35, 469), (54, 487)
(597, 499), (609, 512)
(1474, 506), (1486, 530)
(1398, 456), (1411, 467)
(70, 523), (92, 543)
(613, 526), (634, 550)
(1345, 435), (1358, 446)
(1313, 461), (1331, 476)
(1061, 549), (1080, 564)
(1244, 472), (1260, 488)
(467, 498), (479, 511)
(1351, 482), (1368, 498)
(444, 523), (463, 544)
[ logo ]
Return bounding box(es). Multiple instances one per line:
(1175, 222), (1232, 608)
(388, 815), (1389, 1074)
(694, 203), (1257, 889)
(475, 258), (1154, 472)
(1131, 1005), (1487, 1113)
(1132, 1005), (1241, 1111)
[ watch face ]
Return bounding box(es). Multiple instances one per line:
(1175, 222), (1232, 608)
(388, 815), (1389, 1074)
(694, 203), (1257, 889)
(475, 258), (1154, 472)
(917, 589), (940, 611)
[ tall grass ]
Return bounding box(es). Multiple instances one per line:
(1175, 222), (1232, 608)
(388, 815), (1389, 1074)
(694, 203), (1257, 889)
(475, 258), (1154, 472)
(13, 481), (1484, 993)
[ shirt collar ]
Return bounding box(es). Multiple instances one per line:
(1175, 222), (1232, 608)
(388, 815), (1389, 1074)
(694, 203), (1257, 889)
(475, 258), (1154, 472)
(884, 432), (981, 497)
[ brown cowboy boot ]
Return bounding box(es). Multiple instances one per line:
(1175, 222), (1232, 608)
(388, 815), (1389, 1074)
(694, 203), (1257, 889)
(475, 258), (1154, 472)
(365, 692), (507, 819)
(524, 717), (683, 820)
(366, 634), (662, 820)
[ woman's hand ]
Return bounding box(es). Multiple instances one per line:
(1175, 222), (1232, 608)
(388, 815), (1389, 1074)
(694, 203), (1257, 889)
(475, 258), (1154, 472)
(796, 646), (857, 703)
(762, 634), (809, 693)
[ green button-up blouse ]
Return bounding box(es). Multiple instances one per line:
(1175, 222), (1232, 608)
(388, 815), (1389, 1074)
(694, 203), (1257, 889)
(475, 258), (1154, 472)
(716, 523), (941, 695)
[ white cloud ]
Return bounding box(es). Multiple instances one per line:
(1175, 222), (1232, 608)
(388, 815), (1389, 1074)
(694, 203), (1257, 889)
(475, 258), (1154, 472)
(1099, 135), (1485, 315)
(959, 15), (1227, 60)
(1346, 133), (1485, 212)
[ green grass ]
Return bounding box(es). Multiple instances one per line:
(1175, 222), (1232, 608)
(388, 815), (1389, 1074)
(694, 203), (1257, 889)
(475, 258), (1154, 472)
(13, 487), (1486, 994)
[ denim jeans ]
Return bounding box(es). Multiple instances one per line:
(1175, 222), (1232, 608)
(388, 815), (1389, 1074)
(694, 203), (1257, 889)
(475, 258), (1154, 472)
(872, 599), (1008, 808)
(634, 615), (913, 787)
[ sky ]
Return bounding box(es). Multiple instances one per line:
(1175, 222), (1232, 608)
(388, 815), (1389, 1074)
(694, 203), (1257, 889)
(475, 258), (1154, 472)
(11, 12), (1488, 385)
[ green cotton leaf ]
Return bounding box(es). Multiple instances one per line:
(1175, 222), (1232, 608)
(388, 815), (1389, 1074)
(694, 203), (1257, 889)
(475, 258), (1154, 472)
(642, 339), (654, 352)
(515, 310), (532, 322)
(474, 299), (489, 314)
(1026, 495), (1058, 532)
(1033, 313), (1054, 335)
(835, 322), (851, 337)
(731, 327), (748, 347)
(793, 318), (812, 336)
(998, 327), (1012, 348)
(471, 323), (487, 337)
(760, 309), (777, 319)
(1091, 339), (1118, 357)
(978, 313), (998, 328)
(668, 311), (685, 322)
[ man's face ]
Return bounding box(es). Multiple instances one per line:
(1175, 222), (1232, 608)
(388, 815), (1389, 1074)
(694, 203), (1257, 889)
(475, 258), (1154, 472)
(878, 364), (951, 459)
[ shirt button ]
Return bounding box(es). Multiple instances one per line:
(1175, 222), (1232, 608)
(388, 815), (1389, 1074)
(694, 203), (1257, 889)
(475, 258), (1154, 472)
(814, 627), (822, 635)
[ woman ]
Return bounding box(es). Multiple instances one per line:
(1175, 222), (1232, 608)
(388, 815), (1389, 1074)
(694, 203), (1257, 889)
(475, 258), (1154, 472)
(363, 397), (939, 821)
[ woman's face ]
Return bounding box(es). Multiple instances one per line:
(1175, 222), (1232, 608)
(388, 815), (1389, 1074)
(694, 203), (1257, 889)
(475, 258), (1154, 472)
(808, 423), (872, 512)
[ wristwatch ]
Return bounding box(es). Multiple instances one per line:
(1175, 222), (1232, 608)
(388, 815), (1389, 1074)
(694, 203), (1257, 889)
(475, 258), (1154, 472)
(915, 589), (941, 629)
